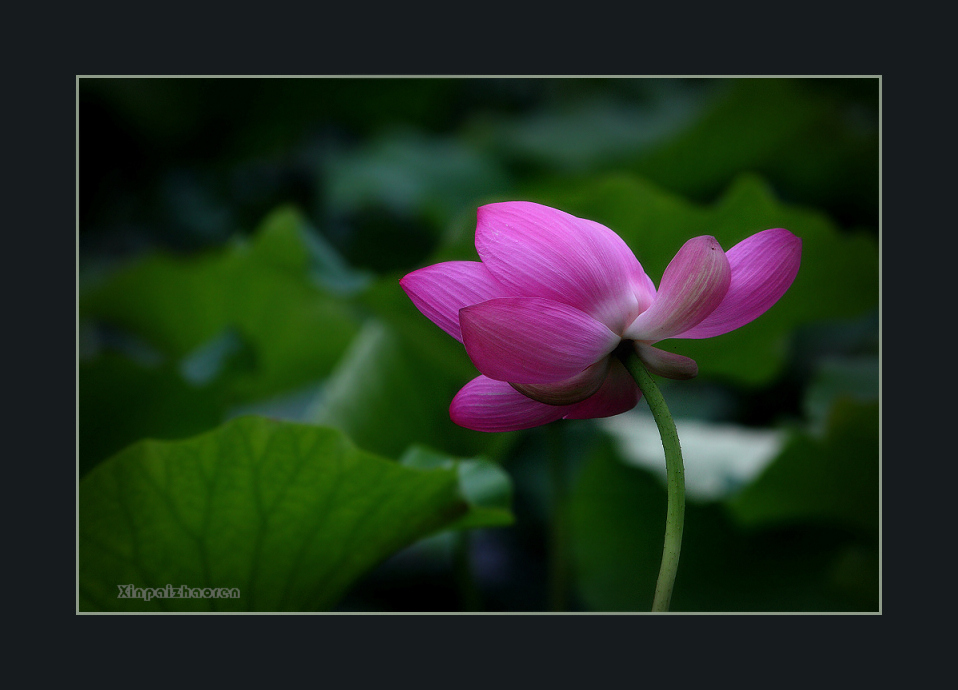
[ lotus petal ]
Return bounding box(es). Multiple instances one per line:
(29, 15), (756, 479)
(624, 235), (731, 342)
(562, 357), (642, 419)
(674, 228), (802, 339)
(510, 357), (611, 406)
(400, 261), (509, 342)
(475, 201), (654, 334)
(450, 375), (566, 432)
(460, 297), (620, 384)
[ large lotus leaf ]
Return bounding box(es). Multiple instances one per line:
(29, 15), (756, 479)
(80, 206), (362, 402)
(399, 445), (514, 531)
(79, 417), (513, 612)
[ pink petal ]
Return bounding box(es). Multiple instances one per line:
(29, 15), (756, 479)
(623, 235), (731, 342)
(450, 375), (565, 432)
(400, 261), (509, 342)
(634, 342), (698, 380)
(460, 297), (620, 384)
(475, 201), (654, 334)
(510, 357), (611, 406)
(673, 228), (802, 339)
(562, 357), (641, 420)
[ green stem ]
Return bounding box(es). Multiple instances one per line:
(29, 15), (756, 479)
(547, 422), (571, 612)
(618, 345), (686, 612)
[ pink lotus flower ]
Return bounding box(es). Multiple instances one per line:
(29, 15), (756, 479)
(400, 201), (801, 432)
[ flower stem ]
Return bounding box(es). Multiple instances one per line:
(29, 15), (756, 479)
(618, 345), (686, 612)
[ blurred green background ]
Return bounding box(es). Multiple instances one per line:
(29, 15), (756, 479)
(78, 77), (879, 612)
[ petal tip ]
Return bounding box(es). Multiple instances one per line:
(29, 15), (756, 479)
(449, 376), (565, 432)
(459, 297), (619, 384)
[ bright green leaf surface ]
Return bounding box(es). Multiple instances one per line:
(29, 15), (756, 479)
(79, 417), (511, 612)
(80, 206), (362, 402)
(400, 445), (514, 530)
